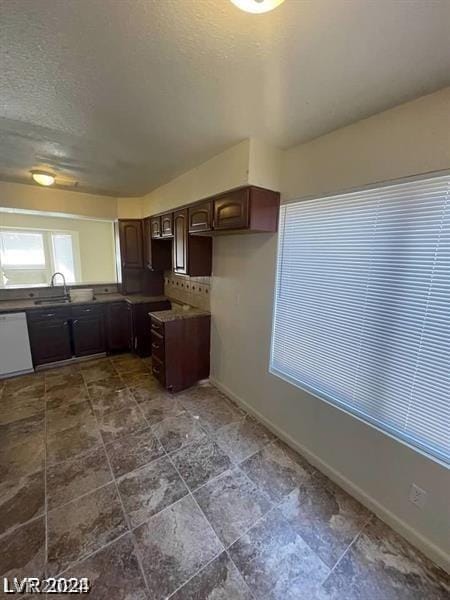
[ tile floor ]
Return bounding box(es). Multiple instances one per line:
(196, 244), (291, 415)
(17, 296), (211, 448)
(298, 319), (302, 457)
(0, 354), (448, 599)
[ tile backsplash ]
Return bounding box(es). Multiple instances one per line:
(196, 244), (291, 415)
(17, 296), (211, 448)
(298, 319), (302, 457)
(164, 272), (210, 311)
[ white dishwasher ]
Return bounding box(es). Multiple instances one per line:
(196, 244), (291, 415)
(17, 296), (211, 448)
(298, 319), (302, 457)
(0, 312), (34, 378)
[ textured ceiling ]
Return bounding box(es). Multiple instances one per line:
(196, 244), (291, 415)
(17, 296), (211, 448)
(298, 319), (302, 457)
(1, 0), (449, 197)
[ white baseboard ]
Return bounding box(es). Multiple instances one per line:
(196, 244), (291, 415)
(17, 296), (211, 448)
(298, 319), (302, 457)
(210, 376), (450, 574)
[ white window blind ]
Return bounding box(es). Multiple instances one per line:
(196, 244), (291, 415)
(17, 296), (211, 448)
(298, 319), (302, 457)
(270, 175), (449, 465)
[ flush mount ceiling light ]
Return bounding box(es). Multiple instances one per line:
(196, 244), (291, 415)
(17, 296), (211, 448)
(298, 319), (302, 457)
(230, 0), (285, 13)
(31, 170), (55, 186)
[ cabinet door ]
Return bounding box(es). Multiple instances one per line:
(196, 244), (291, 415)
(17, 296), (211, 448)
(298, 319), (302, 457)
(173, 209), (188, 274)
(214, 189), (249, 230)
(143, 217), (172, 271)
(151, 217), (161, 239)
(161, 213), (174, 238)
(188, 201), (212, 233)
(119, 220), (144, 268)
(106, 302), (131, 352)
(28, 315), (72, 366)
(72, 308), (106, 357)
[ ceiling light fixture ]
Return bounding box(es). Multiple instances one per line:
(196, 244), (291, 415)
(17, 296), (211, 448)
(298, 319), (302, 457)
(230, 0), (285, 14)
(31, 170), (55, 186)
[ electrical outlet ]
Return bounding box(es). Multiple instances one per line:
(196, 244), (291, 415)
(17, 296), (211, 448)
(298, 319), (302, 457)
(409, 483), (427, 509)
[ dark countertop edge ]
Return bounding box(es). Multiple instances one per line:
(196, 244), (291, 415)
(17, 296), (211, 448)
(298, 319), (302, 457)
(0, 294), (170, 314)
(149, 308), (211, 323)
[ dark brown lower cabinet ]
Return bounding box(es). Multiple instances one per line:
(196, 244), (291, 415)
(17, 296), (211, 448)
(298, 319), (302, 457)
(150, 314), (210, 392)
(27, 307), (72, 366)
(106, 302), (132, 353)
(72, 305), (106, 357)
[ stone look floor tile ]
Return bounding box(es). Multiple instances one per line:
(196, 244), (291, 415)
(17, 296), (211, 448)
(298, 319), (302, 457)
(97, 402), (147, 444)
(0, 413), (45, 452)
(0, 394), (45, 426)
(113, 358), (149, 376)
(45, 371), (84, 392)
(47, 445), (112, 510)
(45, 384), (89, 410)
(170, 551), (253, 600)
(47, 419), (102, 465)
(317, 518), (450, 600)
(230, 508), (329, 600)
(47, 482), (128, 575)
(194, 467), (272, 547)
(81, 362), (117, 384)
(172, 437), (232, 491)
(215, 415), (275, 463)
(105, 427), (165, 478)
(153, 412), (206, 453)
(87, 378), (135, 417)
(46, 399), (96, 434)
(180, 386), (244, 434)
(133, 494), (223, 600)
(1, 369), (448, 599)
(4, 375), (45, 400)
(135, 390), (184, 423)
(279, 472), (371, 568)
(50, 534), (148, 600)
(240, 439), (317, 503)
(0, 436), (44, 482)
(120, 371), (158, 388)
(0, 469), (45, 536)
(117, 455), (188, 528)
(0, 517), (46, 584)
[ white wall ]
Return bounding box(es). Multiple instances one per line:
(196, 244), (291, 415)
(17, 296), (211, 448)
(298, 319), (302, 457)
(210, 88), (450, 571)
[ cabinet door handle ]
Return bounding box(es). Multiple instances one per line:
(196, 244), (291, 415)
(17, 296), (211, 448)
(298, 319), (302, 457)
(73, 319), (79, 325)
(153, 366), (160, 375)
(44, 312), (56, 318)
(152, 342), (159, 350)
(63, 321), (69, 327)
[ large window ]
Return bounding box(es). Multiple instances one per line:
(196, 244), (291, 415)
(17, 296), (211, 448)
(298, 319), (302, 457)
(0, 228), (80, 288)
(270, 174), (449, 465)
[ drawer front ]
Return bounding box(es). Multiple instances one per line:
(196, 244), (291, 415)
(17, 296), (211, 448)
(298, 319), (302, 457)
(27, 306), (71, 322)
(71, 304), (104, 318)
(150, 317), (164, 336)
(151, 355), (165, 386)
(151, 330), (165, 362)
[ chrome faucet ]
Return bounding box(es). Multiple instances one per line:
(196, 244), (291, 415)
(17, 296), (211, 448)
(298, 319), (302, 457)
(50, 272), (68, 298)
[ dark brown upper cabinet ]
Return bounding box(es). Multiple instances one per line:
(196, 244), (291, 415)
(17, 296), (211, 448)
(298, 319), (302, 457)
(188, 201), (213, 233)
(214, 188), (249, 231)
(151, 216), (161, 239)
(161, 213), (174, 238)
(119, 220), (144, 268)
(143, 218), (172, 271)
(173, 208), (212, 276)
(213, 186), (279, 233)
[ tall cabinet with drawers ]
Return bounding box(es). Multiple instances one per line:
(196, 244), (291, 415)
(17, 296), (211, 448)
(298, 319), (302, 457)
(150, 312), (211, 392)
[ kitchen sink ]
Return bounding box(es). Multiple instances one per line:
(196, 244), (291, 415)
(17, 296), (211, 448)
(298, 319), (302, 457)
(33, 298), (70, 305)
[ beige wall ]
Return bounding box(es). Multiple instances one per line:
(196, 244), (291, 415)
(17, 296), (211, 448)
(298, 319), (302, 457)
(0, 212), (117, 284)
(210, 88), (450, 571)
(141, 139), (250, 216)
(0, 180), (118, 220)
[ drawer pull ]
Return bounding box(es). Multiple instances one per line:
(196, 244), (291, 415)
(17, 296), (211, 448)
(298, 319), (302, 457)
(152, 342), (160, 350)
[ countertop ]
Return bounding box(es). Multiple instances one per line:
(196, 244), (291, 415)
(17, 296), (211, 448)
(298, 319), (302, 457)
(149, 306), (210, 323)
(0, 293), (169, 314)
